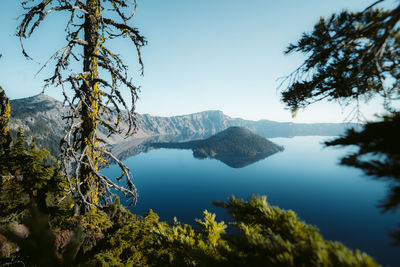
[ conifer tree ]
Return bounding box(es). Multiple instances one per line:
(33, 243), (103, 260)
(88, 195), (379, 267)
(17, 0), (147, 212)
(0, 124), (65, 222)
(0, 68), (13, 215)
(0, 81), (11, 152)
(281, 0), (400, 198)
(280, 0), (400, 242)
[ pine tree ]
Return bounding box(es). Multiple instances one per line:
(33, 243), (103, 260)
(0, 87), (11, 154)
(280, 0), (400, 243)
(88, 195), (379, 267)
(0, 125), (64, 222)
(17, 0), (147, 212)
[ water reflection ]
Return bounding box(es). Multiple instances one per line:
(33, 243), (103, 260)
(103, 136), (399, 265)
(110, 133), (400, 251)
(111, 133), (210, 161)
(191, 150), (280, 168)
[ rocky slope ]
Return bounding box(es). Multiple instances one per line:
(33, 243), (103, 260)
(9, 94), (357, 157)
(9, 94), (68, 156)
(135, 111), (355, 139)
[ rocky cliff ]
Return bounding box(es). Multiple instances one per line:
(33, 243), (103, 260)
(9, 94), (357, 157)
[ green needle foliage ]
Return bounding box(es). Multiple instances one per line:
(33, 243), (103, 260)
(281, 2), (400, 114)
(213, 195), (377, 267)
(0, 87), (11, 152)
(87, 195), (378, 267)
(0, 125), (68, 224)
(1, 196), (379, 266)
(325, 112), (400, 186)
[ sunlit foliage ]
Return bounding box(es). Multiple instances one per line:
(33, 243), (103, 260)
(88, 195), (378, 267)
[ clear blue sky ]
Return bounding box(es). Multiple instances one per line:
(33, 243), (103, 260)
(0, 0), (395, 122)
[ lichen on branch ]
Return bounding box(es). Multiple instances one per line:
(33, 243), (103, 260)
(17, 0), (147, 212)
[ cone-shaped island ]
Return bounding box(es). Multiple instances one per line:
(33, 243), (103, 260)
(149, 127), (284, 168)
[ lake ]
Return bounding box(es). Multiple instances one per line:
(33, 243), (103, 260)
(103, 136), (399, 266)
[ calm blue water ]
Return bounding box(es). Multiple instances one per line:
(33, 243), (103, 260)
(103, 136), (399, 266)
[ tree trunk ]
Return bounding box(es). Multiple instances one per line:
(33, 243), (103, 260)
(79, 0), (101, 211)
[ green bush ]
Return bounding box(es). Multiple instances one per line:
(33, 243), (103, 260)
(88, 195), (378, 267)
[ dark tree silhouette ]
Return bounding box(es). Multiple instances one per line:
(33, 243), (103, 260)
(281, 0), (400, 244)
(281, 1), (400, 116)
(17, 0), (147, 212)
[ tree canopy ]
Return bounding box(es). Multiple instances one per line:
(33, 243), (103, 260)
(281, 1), (400, 115)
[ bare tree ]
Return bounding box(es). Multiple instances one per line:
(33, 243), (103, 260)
(17, 0), (147, 213)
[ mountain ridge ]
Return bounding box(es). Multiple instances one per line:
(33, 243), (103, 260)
(9, 94), (358, 157)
